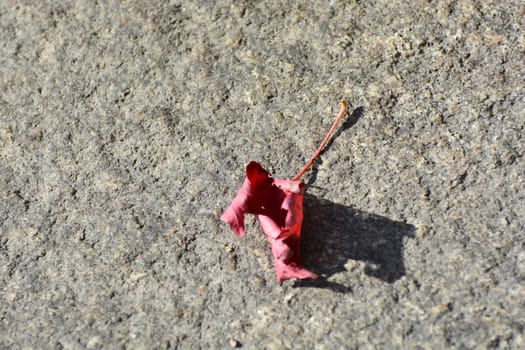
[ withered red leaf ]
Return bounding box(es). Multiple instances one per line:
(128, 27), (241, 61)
(221, 100), (348, 284)
(221, 161), (317, 283)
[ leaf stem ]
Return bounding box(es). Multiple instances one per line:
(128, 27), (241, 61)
(293, 99), (348, 181)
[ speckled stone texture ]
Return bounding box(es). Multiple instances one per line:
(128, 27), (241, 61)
(1, 1), (524, 349)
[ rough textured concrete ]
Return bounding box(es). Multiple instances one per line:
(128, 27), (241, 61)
(1, 1), (524, 349)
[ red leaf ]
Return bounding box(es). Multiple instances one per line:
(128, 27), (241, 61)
(221, 161), (317, 283)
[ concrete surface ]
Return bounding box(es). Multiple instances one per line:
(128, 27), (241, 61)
(1, 0), (524, 349)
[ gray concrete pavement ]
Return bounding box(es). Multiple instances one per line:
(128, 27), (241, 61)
(1, 1), (524, 348)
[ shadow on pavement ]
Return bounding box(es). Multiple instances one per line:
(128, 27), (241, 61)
(294, 194), (415, 293)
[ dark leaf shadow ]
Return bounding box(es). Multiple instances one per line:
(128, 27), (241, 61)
(294, 194), (416, 292)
